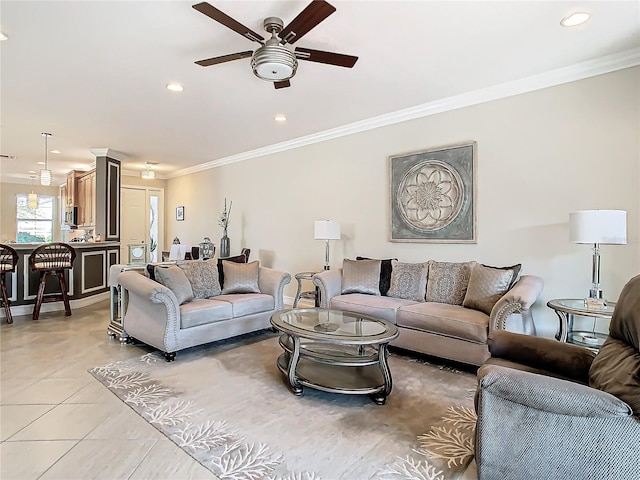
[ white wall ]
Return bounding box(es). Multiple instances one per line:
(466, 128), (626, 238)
(164, 67), (640, 337)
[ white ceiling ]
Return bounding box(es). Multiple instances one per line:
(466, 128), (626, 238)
(1, 1), (639, 184)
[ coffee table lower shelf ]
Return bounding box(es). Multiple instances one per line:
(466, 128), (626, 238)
(276, 354), (387, 403)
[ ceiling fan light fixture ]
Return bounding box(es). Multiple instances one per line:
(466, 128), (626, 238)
(251, 45), (297, 81)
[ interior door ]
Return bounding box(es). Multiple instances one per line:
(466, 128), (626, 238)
(120, 187), (147, 262)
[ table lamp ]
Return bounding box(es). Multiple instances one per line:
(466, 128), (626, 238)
(569, 209), (627, 304)
(314, 220), (341, 270)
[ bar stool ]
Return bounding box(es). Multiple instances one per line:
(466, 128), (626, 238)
(29, 243), (76, 320)
(0, 244), (19, 324)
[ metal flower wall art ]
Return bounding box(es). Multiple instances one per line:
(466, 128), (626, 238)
(390, 142), (477, 243)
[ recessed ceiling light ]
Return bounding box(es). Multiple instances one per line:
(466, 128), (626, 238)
(36, 161), (45, 165)
(166, 83), (184, 92)
(561, 12), (590, 27)
(274, 114), (287, 122)
(0, 32), (7, 41)
(28, 170), (36, 174)
(50, 150), (61, 154)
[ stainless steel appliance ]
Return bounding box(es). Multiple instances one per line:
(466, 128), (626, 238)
(64, 206), (78, 227)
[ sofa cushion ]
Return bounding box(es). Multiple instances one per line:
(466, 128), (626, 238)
(341, 258), (381, 295)
(356, 256), (395, 296)
(330, 293), (417, 324)
(177, 259), (222, 299)
(425, 260), (476, 305)
(387, 260), (429, 302)
(180, 299), (233, 329)
(397, 302), (490, 343)
(154, 265), (194, 305)
(221, 260), (260, 294)
(216, 293), (274, 317)
(217, 253), (248, 288)
(463, 263), (518, 315)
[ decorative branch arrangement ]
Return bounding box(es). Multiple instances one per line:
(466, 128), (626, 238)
(218, 198), (233, 231)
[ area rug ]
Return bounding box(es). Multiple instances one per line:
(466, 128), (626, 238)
(90, 331), (477, 480)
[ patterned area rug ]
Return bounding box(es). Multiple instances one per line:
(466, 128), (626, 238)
(90, 331), (477, 480)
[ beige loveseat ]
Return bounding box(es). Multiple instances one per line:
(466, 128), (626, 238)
(118, 259), (291, 361)
(313, 259), (543, 366)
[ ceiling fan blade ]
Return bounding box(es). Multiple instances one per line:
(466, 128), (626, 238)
(274, 80), (291, 89)
(295, 47), (358, 68)
(195, 51), (253, 67)
(280, 0), (336, 45)
(192, 2), (265, 44)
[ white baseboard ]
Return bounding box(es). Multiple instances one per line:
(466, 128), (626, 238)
(0, 291), (110, 319)
(283, 296), (315, 309)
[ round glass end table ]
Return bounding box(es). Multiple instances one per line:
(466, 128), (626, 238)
(270, 308), (399, 405)
(547, 299), (615, 350)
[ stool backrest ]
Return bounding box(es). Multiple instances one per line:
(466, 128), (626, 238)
(0, 244), (19, 272)
(29, 243), (76, 270)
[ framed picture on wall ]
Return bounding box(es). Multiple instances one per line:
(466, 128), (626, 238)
(176, 206), (185, 221)
(389, 141), (477, 243)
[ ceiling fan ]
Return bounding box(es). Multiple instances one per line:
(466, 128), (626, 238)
(192, 0), (359, 89)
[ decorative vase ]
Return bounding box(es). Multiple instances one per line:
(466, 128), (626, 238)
(220, 230), (230, 258)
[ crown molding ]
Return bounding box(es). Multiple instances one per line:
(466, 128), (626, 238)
(89, 148), (128, 161)
(168, 48), (640, 180)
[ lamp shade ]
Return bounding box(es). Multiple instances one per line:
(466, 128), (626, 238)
(569, 210), (627, 245)
(314, 220), (341, 240)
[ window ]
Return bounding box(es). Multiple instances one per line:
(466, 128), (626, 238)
(16, 194), (54, 243)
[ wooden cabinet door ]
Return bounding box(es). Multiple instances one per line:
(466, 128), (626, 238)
(88, 171), (96, 225)
(60, 185), (67, 226)
(77, 175), (86, 225)
(66, 171), (77, 206)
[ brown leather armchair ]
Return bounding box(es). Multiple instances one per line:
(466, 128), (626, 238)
(474, 275), (640, 480)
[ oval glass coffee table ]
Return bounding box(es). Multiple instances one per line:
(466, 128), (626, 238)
(270, 308), (399, 405)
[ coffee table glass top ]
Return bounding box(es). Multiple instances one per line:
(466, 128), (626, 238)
(272, 308), (397, 341)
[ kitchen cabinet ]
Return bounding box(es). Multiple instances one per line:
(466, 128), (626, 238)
(60, 184), (67, 226)
(66, 171), (77, 206)
(77, 170), (96, 227)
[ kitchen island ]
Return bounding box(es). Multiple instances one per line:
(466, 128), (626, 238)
(1, 242), (120, 319)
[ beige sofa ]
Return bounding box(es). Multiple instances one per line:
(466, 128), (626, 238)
(313, 259), (544, 366)
(118, 260), (291, 361)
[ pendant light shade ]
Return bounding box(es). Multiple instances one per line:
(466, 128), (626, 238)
(40, 133), (52, 186)
(141, 162), (156, 179)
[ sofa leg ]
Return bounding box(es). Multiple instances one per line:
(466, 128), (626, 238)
(164, 352), (176, 362)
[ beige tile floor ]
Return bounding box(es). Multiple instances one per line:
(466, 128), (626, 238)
(1, 301), (218, 480)
(1, 300), (478, 480)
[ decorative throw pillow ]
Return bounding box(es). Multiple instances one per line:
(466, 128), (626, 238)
(177, 259), (222, 299)
(425, 261), (476, 305)
(342, 259), (382, 295)
(154, 265), (194, 305)
(221, 260), (260, 294)
(463, 264), (519, 315)
(387, 260), (429, 302)
(217, 253), (247, 288)
(356, 256), (395, 296)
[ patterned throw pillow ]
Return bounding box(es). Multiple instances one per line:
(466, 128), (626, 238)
(387, 260), (429, 302)
(177, 259), (222, 299)
(342, 259), (382, 295)
(463, 264), (520, 315)
(154, 265), (194, 305)
(425, 261), (476, 305)
(356, 256), (395, 296)
(221, 260), (260, 294)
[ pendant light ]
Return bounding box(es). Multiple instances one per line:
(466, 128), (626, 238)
(40, 132), (52, 186)
(141, 162), (157, 179)
(28, 175), (38, 209)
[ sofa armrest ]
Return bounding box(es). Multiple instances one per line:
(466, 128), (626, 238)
(487, 330), (595, 383)
(478, 365), (632, 418)
(490, 274), (544, 333)
(117, 270), (181, 352)
(258, 267), (291, 310)
(312, 269), (342, 308)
